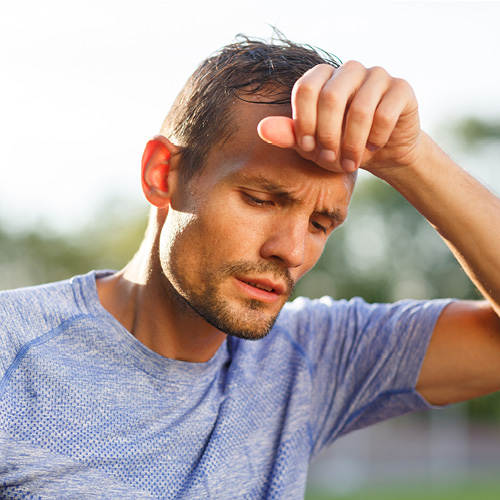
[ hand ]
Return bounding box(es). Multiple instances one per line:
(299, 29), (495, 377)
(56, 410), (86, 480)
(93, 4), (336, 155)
(257, 62), (422, 174)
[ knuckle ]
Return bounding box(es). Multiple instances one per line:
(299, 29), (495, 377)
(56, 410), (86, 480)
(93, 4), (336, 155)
(368, 127), (386, 142)
(369, 65), (389, 79)
(317, 132), (338, 149)
(392, 77), (410, 92)
(318, 88), (340, 107)
(292, 80), (317, 100)
(342, 142), (362, 158)
(317, 63), (335, 71)
(367, 132), (386, 148)
(374, 109), (394, 128)
(342, 60), (363, 71)
(348, 103), (371, 122)
(302, 63), (333, 76)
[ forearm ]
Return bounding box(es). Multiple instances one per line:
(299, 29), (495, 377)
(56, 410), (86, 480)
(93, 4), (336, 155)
(373, 131), (500, 314)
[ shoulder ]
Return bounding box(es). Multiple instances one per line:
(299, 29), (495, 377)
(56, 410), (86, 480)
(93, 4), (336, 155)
(273, 295), (451, 358)
(259, 296), (369, 365)
(278, 295), (451, 332)
(276, 295), (377, 335)
(0, 272), (97, 362)
(1, 277), (78, 328)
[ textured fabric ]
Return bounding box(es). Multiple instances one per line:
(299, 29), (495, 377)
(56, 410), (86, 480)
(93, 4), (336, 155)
(0, 270), (450, 499)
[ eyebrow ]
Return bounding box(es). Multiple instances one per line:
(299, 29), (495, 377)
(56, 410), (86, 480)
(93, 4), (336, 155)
(314, 208), (346, 224)
(233, 172), (347, 224)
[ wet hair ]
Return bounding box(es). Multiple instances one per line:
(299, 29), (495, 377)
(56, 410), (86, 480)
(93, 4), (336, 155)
(160, 33), (341, 181)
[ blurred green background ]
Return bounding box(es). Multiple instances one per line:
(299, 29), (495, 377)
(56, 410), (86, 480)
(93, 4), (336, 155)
(2, 118), (500, 498)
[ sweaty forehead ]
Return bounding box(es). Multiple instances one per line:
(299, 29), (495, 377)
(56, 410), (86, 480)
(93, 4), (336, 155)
(194, 100), (356, 215)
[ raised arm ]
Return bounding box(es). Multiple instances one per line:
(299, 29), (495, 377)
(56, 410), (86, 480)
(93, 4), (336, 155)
(258, 61), (500, 405)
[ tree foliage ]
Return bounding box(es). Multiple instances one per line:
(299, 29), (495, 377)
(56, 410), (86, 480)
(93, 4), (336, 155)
(453, 117), (500, 148)
(0, 199), (148, 291)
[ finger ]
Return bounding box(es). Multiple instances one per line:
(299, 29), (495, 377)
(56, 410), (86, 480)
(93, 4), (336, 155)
(292, 64), (335, 152)
(315, 61), (368, 166)
(339, 66), (392, 171)
(257, 116), (297, 149)
(366, 78), (416, 152)
(257, 116), (347, 172)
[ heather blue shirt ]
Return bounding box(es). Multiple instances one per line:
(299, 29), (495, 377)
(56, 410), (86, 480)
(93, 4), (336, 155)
(0, 271), (450, 499)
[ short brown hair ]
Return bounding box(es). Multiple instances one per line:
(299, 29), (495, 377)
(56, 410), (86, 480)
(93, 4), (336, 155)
(160, 33), (341, 181)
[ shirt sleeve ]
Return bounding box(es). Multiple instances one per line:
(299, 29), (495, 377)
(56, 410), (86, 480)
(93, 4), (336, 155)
(282, 296), (453, 459)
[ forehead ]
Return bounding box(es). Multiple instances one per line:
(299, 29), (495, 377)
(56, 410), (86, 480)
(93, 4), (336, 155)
(195, 100), (356, 210)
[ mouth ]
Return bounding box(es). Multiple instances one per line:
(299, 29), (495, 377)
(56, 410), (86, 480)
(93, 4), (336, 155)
(234, 276), (286, 303)
(242, 280), (273, 292)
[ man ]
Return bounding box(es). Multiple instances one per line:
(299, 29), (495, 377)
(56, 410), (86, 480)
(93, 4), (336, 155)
(1, 35), (500, 499)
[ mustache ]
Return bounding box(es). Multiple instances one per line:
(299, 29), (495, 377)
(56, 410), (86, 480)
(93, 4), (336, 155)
(217, 260), (295, 296)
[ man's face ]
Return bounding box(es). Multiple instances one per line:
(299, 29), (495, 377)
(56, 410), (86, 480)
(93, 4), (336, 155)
(159, 101), (355, 340)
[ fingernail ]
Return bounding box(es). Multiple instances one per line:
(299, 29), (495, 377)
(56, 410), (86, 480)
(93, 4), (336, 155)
(341, 158), (357, 172)
(300, 135), (316, 151)
(319, 149), (337, 163)
(366, 142), (380, 153)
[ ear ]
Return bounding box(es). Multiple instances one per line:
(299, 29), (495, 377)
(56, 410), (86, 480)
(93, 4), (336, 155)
(141, 135), (178, 208)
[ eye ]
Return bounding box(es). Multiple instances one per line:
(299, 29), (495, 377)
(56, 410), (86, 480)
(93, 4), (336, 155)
(311, 220), (328, 234)
(243, 193), (273, 207)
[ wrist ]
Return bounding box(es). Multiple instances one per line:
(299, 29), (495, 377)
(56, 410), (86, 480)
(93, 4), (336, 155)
(365, 131), (440, 191)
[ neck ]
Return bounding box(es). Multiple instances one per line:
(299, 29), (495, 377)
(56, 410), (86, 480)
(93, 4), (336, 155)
(96, 218), (227, 363)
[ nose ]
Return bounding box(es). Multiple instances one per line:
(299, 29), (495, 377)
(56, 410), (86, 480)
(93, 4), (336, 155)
(260, 218), (307, 269)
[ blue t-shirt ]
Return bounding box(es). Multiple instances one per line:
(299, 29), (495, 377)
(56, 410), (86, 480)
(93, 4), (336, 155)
(0, 270), (450, 499)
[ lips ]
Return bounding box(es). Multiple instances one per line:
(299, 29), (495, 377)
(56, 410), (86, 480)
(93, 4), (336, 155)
(234, 276), (286, 303)
(240, 277), (285, 295)
(244, 281), (271, 291)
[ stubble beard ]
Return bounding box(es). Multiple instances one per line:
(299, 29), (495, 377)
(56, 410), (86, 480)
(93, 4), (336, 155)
(168, 259), (295, 341)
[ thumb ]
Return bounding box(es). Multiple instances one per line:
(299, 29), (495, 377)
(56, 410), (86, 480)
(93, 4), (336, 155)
(257, 116), (297, 149)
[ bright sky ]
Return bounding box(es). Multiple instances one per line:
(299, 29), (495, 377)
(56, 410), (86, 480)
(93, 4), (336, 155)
(1, 0), (500, 232)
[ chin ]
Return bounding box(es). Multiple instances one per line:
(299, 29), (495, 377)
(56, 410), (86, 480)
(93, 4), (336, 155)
(170, 265), (289, 341)
(205, 305), (281, 341)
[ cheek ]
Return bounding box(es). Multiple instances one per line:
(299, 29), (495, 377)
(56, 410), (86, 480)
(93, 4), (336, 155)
(161, 210), (198, 251)
(209, 199), (268, 254)
(159, 206), (236, 276)
(296, 238), (328, 281)
(159, 210), (201, 279)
